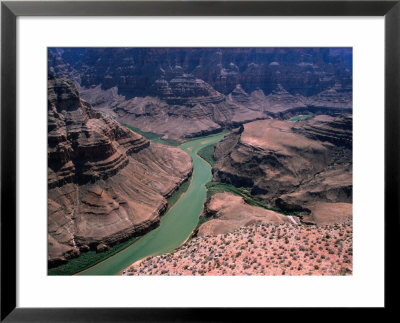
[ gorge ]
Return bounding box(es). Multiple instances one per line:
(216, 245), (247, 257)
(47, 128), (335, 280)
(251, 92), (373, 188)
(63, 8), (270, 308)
(48, 77), (192, 269)
(48, 48), (353, 276)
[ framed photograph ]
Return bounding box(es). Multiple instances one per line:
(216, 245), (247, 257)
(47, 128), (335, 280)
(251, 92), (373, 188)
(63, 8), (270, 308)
(1, 0), (399, 320)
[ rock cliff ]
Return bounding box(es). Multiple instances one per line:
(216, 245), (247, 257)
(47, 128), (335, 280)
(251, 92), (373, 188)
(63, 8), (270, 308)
(212, 116), (352, 224)
(48, 77), (192, 267)
(48, 48), (352, 140)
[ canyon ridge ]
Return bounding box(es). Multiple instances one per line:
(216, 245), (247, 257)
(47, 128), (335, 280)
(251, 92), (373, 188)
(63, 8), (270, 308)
(48, 48), (352, 276)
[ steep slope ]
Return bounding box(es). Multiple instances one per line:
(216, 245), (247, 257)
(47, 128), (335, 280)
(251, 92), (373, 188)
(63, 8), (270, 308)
(50, 48), (352, 97)
(48, 48), (352, 140)
(212, 116), (352, 224)
(111, 74), (230, 140)
(48, 77), (192, 267)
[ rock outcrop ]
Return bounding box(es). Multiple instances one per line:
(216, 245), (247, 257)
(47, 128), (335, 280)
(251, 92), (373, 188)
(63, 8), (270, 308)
(197, 192), (292, 236)
(212, 116), (352, 224)
(110, 74), (231, 140)
(153, 74), (225, 105)
(48, 77), (192, 267)
(48, 48), (352, 140)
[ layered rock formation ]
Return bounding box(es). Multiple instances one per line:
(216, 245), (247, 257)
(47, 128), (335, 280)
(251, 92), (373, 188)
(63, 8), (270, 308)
(48, 48), (352, 140)
(48, 77), (192, 267)
(212, 116), (352, 224)
(48, 50), (81, 85)
(111, 74), (230, 139)
(50, 48), (352, 96)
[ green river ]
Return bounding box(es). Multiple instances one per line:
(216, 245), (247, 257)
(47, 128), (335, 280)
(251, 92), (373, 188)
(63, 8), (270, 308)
(78, 132), (226, 275)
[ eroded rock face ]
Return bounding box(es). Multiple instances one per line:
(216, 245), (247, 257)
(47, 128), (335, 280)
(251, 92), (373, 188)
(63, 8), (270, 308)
(111, 75), (230, 140)
(300, 84), (352, 110)
(48, 50), (81, 84)
(48, 77), (193, 267)
(153, 74), (225, 105)
(51, 48), (351, 96)
(197, 192), (291, 236)
(48, 48), (352, 140)
(212, 116), (352, 224)
(48, 77), (150, 188)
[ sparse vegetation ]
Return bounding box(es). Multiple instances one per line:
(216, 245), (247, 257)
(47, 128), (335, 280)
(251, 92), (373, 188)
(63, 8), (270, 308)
(48, 235), (140, 276)
(123, 221), (352, 276)
(197, 144), (217, 166)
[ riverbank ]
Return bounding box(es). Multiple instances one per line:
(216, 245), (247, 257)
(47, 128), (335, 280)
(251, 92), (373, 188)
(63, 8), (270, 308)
(77, 131), (228, 275)
(49, 174), (192, 276)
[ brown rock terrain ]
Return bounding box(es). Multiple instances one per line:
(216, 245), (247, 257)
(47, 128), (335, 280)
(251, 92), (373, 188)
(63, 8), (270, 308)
(78, 79), (351, 141)
(300, 84), (352, 110)
(50, 48), (352, 98)
(123, 221), (352, 276)
(49, 48), (352, 140)
(48, 77), (192, 267)
(197, 192), (293, 236)
(212, 116), (352, 224)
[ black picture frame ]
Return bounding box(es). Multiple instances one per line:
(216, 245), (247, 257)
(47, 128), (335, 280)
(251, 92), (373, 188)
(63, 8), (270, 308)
(1, 0), (399, 321)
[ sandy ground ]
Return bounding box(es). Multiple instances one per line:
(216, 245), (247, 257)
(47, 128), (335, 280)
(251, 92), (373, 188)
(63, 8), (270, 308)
(123, 221), (352, 276)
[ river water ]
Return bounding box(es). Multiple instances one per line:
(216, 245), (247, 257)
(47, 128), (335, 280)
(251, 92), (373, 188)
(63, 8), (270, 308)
(78, 132), (226, 275)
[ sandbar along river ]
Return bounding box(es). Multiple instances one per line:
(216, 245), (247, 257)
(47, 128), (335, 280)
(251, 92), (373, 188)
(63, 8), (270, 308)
(78, 132), (226, 275)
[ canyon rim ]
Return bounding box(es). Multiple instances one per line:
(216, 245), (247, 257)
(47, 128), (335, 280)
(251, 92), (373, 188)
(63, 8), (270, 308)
(47, 48), (352, 276)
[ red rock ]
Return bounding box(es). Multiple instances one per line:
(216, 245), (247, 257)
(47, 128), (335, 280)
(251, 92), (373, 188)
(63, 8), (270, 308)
(212, 116), (352, 224)
(48, 77), (193, 267)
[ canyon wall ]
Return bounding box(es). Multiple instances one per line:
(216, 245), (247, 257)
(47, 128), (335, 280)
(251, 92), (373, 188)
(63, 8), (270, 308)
(48, 77), (192, 267)
(212, 116), (352, 224)
(48, 48), (352, 140)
